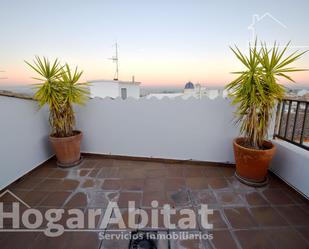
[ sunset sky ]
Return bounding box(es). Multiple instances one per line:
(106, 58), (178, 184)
(1, 0), (309, 87)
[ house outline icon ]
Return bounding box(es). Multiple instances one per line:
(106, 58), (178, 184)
(0, 190), (31, 208)
(248, 13), (287, 43)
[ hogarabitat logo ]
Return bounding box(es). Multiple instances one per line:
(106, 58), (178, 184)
(0, 190), (214, 237)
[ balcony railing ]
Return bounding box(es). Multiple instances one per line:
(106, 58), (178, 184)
(274, 98), (309, 150)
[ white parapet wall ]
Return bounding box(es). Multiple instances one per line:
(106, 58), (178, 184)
(270, 139), (309, 198)
(0, 95), (53, 189)
(1, 94), (308, 198)
(76, 96), (239, 163)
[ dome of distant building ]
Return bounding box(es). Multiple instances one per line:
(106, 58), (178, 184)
(184, 82), (194, 89)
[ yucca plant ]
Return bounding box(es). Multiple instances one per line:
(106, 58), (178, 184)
(25, 56), (90, 137)
(226, 42), (306, 149)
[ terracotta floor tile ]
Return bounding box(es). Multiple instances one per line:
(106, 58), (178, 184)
(3, 156), (307, 249)
(121, 178), (144, 191)
(88, 191), (118, 208)
(79, 159), (99, 168)
(107, 208), (140, 230)
(64, 232), (101, 249)
(60, 179), (80, 191)
(224, 207), (257, 229)
(204, 167), (223, 177)
(219, 166), (235, 177)
(296, 227), (309, 243)
(39, 191), (72, 207)
(34, 179), (63, 191)
(31, 233), (69, 249)
(22, 190), (50, 206)
(28, 167), (55, 178)
(108, 167), (120, 178)
(88, 168), (100, 177)
(186, 177), (209, 190)
(142, 191), (172, 208)
(267, 175), (287, 189)
(284, 187), (309, 204)
(243, 191), (269, 206)
(207, 178), (229, 190)
(166, 166), (184, 177)
(265, 227), (309, 249)
(190, 190), (217, 206)
(101, 179), (121, 191)
(200, 209), (227, 230)
(167, 189), (191, 207)
(183, 166), (206, 177)
(118, 168), (145, 179)
(235, 229), (273, 249)
(2, 205), (42, 229)
(65, 192), (88, 208)
(100, 231), (130, 249)
(165, 178), (186, 191)
(48, 169), (69, 178)
(78, 169), (91, 177)
(81, 179), (101, 189)
(117, 191), (142, 208)
(215, 190), (245, 206)
(276, 205), (309, 226)
(138, 208), (166, 229)
(145, 168), (166, 178)
(262, 189), (294, 205)
(227, 176), (256, 192)
(10, 177), (42, 190)
(96, 159), (115, 167)
(250, 206), (288, 227)
(74, 208), (104, 231)
(0, 190), (28, 205)
(170, 231), (206, 249)
(97, 167), (115, 178)
(144, 178), (165, 192)
(40, 158), (57, 168)
(210, 230), (238, 249)
(1, 232), (39, 249)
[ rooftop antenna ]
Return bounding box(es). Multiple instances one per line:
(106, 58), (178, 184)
(108, 42), (119, 81)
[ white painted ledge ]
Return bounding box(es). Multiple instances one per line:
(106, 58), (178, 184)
(270, 139), (309, 198)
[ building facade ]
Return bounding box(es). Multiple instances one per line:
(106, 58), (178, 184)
(88, 79), (141, 99)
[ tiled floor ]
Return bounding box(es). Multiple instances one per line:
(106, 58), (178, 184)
(0, 155), (309, 249)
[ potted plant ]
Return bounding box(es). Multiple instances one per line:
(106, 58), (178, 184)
(26, 57), (90, 167)
(226, 42), (306, 186)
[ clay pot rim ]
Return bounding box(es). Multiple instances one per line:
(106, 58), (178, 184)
(234, 137), (275, 153)
(49, 130), (82, 141)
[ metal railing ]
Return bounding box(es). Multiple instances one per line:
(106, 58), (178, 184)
(274, 98), (309, 150)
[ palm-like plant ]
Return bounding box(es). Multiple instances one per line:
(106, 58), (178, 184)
(226, 42), (306, 149)
(25, 56), (90, 137)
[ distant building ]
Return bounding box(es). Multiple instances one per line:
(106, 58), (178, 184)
(143, 81), (223, 99)
(184, 82), (195, 95)
(183, 81), (220, 99)
(88, 79), (141, 99)
(297, 89), (309, 97)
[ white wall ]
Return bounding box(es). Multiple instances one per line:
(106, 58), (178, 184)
(89, 81), (140, 99)
(0, 96), (53, 189)
(1, 95), (308, 198)
(89, 82), (119, 99)
(270, 140), (309, 198)
(119, 83), (140, 99)
(76, 97), (239, 163)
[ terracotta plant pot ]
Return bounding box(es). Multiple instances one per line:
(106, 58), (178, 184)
(49, 131), (83, 167)
(233, 137), (276, 186)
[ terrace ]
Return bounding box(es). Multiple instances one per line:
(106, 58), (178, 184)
(0, 93), (309, 249)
